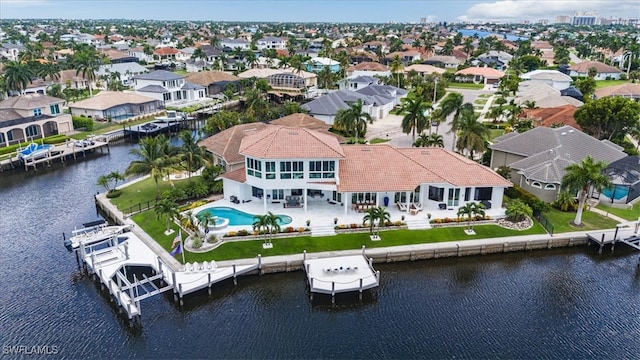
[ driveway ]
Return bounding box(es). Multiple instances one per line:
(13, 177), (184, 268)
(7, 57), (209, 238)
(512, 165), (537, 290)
(366, 87), (496, 150)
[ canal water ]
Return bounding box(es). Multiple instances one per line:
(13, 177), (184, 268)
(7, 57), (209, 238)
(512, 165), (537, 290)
(2, 142), (640, 359)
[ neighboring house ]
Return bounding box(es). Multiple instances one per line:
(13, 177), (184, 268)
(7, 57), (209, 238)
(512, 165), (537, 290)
(153, 47), (180, 64)
(184, 59), (210, 73)
(185, 71), (241, 95)
(256, 36), (286, 50)
(516, 81), (583, 108)
(133, 70), (207, 105)
(0, 94), (73, 147)
(349, 50), (379, 64)
(422, 55), (461, 69)
(97, 62), (149, 87)
(522, 105), (580, 129)
(363, 41), (386, 54)
(68, 91), (163, 121)
(306, 57), (340, 73)
(489, 125), (626, 202)
(220, 38), (250, 51)
(346, 62), (390, 77)
(594, 83), (640, 100)
(302, 84), (407, 124)
(199, 113), (343, 172)
(339, 75), (380, 91)
(476, 51), (513, 69)
(520, 70), (572, 91)
(384, 50), (422, 66)
(568, 61), (623, 80)
(128, 46), (153, 63)
(99, 49), (138, 64)
(455, 67), (504, 85)
(403, 64), (446, 77)
(57, 69), (89, 91)
(218, 124), (511, 216)
(238, 68), (318, 96)
(0, 43), (23, 61)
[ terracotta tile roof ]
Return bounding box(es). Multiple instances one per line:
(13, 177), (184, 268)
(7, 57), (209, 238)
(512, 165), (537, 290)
(404, 64), (446, 75)
(347, 62), (388, 72)
(185, 71), (240, 86)
(270, 113), (347, 143)
(240, 125), (345, 159)
(199, 123), (270, 166)
(595, 83), (640, 98)
(153, 47), (180, 56)
(568, 61), (622, 74)
(338, 145), (511, 192)
(219, 166), (246, 183)
(456, 67), (505, 78)
(523, 105), (581, 130)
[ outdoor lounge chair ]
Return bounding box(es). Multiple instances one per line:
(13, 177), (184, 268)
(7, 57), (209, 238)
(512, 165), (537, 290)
(438, 203), (447, 210)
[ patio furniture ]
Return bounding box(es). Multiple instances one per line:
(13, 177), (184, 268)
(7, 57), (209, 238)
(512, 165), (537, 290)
(230, 196), (240, 204)
(438, 203), (447, 210)
(480, 200), (492, 209)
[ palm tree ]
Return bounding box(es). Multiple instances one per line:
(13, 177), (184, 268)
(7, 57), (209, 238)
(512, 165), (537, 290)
(505, 199), (533, 222)
(455, 108), (489, 158)
(265, 211), (281, 242)
(400, 93), (430, 142)
(3, 61), (34, 93)
(155, 198), (178, 235)
(179, 130), (209, 177)
(180, 210), (198, 233)
(38, 62), (60, 82)
(413, 133), (430, 147)
(457, 202), (485, 230)
(125, 135), (181, 199)
(192, 47), (207, 60)
(390, 55), (403, 88)
(440, 93), (474, 151)
(75, 49), (100, 97)
(334, 99), (372, 144)
(462, 37), (474, 60)
(362, 207), (378, 234)
(107, 170), (125, 191)
(426, 133), (444, 147)
(560, 156), (611, 226)
(198, 212), (214, 234)
(252, 214), (269, 243)
(97, 175), (111, 193)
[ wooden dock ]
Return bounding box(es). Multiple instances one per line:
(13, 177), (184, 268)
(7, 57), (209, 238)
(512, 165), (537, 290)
(0, 140), (110, 172)
(587, 221), (640, 254)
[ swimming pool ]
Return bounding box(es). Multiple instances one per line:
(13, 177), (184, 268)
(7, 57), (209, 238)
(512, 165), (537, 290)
(196, 207), (293, 226)
(602, 186), (629, 200)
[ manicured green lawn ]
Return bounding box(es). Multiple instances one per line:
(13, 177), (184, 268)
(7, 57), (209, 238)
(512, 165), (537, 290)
(172, 70), (188, 76)
(370, 138), (391, 144)
(477, 94), (492, 99)
(595, 79), (631, 89)
(131, 208), (547, 262)
(447, 83), (484, 90)
(596, 203), (640, 221)
(543, 208), (620, 233)
(110, 176), (195, 212)
(474, 99), (488, 105)
(488, 129), (505, 141)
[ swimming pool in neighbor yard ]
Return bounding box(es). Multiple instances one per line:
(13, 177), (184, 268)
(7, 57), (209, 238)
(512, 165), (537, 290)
(196, 207), (293, 226)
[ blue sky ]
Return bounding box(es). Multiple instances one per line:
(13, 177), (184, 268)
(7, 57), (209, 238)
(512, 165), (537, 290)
(1, 0), (638, 23)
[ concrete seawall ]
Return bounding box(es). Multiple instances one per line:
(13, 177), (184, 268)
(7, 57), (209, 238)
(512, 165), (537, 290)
(94, 192), (592, 276)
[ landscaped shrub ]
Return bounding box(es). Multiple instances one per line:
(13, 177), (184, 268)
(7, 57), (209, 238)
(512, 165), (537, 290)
(350, 223), (359, 228)
(506, 199), (533, 222)
(285, 226), (294, 233)
(206, 234), (217, 244)
(237, 229), (249, 236)
(226, 231), (236, 237)
(72, 116), (95, 131)
(185, 179), (209, 198)
(192, 237), (203, 249)
(298, 227), (306, 232)
(505, 185), (547, 214)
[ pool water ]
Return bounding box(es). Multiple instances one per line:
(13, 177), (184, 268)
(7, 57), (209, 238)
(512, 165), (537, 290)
(602, 186), (629, 200)
(197, 207), (292, 226)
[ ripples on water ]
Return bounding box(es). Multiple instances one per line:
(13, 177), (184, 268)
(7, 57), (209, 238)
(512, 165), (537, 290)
(2, 143), (640, 359)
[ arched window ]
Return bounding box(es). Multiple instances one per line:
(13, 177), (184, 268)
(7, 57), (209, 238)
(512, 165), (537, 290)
(25, 125), (39, 138)
(531, 181), (542, 189)
(544, 184), (556, 191)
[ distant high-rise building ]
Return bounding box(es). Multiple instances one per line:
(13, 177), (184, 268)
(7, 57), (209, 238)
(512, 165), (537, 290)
(572, 11), (598, 26)
(555, 15), (572, 24)
(537, 19), (549, 25)
(420, 17), (427, 24)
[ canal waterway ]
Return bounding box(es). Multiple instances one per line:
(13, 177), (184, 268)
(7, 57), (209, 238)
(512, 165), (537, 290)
(2, 141), (640, 359)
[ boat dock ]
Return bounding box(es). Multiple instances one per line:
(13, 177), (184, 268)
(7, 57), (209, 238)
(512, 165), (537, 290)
(76, 230), (260, 324)
(586, 221), (640, 254)
(303, 252), (380, 303)
(2, 139), (110, 172)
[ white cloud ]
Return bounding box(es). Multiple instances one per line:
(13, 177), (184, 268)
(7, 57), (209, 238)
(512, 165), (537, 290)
(458, 0), (640, 21)
(2, 0), (50, 6)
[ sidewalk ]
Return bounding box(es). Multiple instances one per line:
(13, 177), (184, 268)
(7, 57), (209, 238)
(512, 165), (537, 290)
(589, 206), (628, 224)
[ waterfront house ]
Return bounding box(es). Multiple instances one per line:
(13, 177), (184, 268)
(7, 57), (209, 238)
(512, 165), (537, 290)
(0, 94), (73, 147)
(238, 68), (318, 98)
(422, 55), (461, 69)
(256, 36), (286, 51)
(594, 83), (640, 100)
(219, 124), (511, 216)
(519, 70), (572, 91)
(68, 91), (163, 121)
(133, 70), (207, 105)
(185, 71), (241, 95)
(489, 126), (626, 202)
(199, 113), (342, 172)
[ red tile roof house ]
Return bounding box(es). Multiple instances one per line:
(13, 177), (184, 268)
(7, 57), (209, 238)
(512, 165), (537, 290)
(455, 67), (505, 85)
(216, 124), (512, 223)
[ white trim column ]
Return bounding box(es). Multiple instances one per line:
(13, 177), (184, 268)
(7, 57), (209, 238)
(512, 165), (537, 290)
(405, 191), (410, 212)
(304, 187), (308, 212)
(344, 192), (349, 215)
(263, 188), (267, 213)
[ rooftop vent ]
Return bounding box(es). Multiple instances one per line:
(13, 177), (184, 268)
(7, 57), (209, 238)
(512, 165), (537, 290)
(560, 132), (567, 136)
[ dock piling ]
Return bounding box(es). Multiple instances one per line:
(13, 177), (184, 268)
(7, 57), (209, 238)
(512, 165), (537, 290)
(233, 264), (237, 285)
